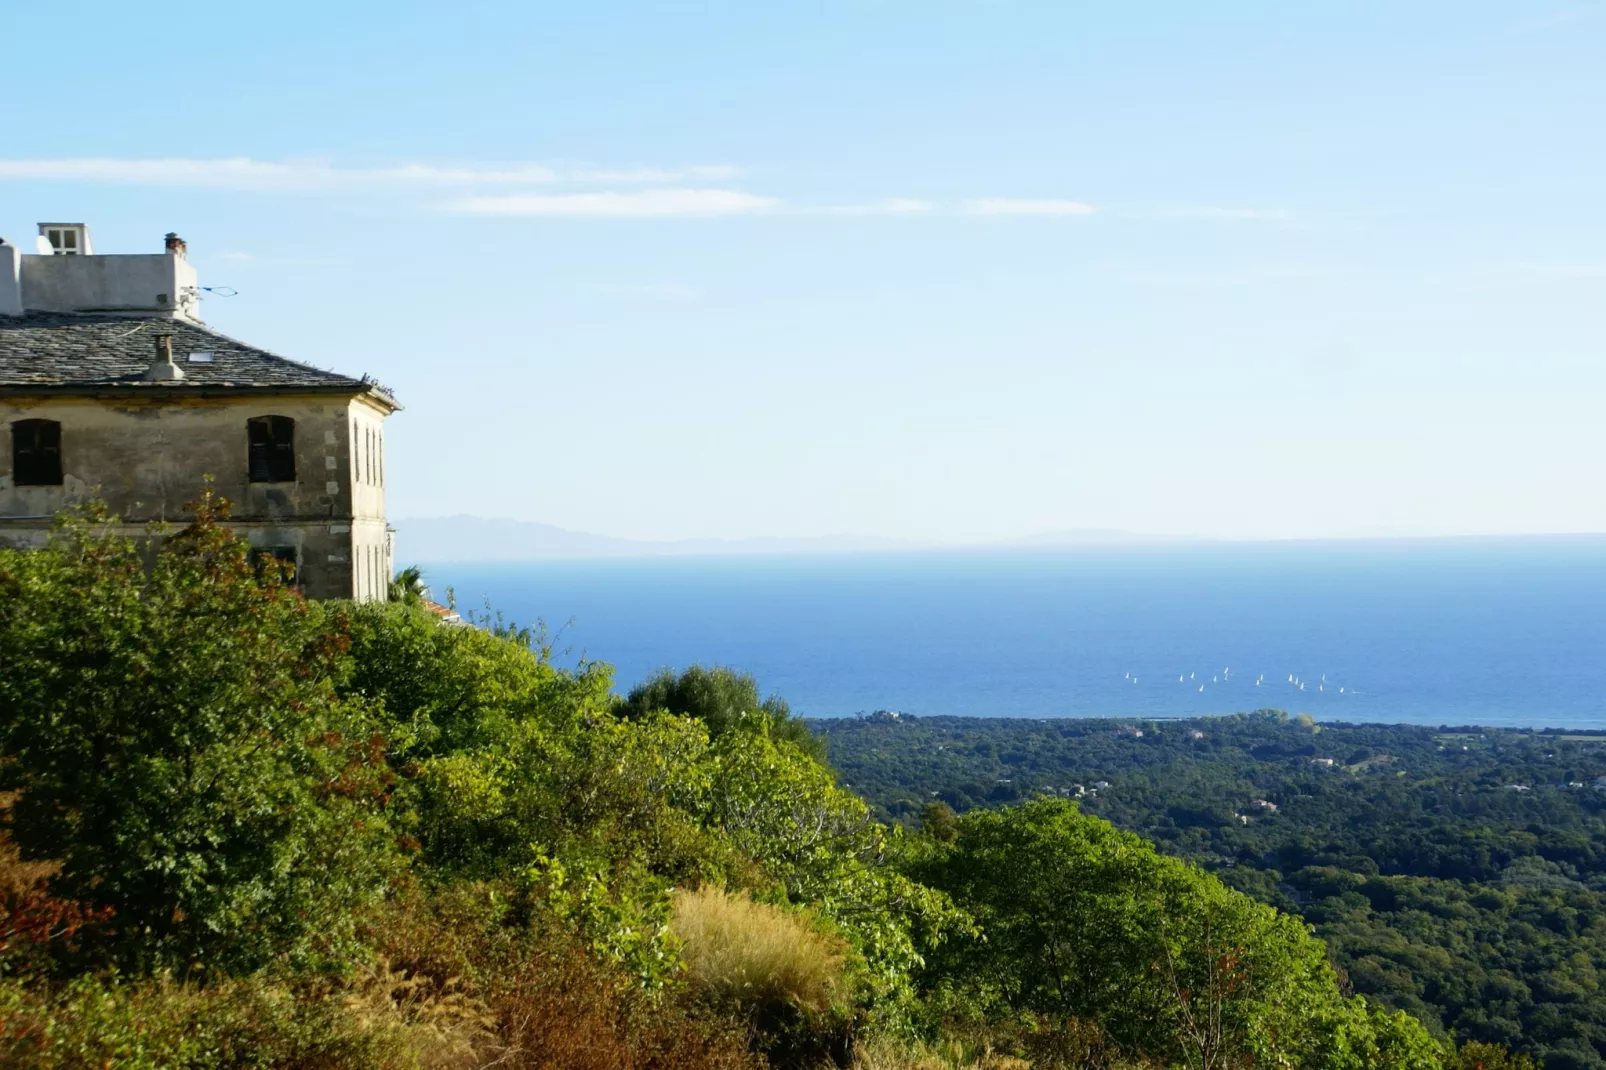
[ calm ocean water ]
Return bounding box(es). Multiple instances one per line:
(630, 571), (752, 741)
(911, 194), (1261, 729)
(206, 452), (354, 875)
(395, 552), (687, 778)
(419, 538), (1606, 729)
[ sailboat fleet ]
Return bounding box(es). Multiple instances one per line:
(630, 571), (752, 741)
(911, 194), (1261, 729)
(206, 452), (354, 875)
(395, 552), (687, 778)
(1121, 666), (1357, 697)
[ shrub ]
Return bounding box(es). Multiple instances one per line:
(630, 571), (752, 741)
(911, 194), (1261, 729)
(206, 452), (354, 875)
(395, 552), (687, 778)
(0, 972), (412, 1069)
(1451, 1040), (1537, 1069)
(618, 665), (827, 761)
(0, 796), (112, 977)
(366, 881), (760, 1070)
(0, 496), (398, 973)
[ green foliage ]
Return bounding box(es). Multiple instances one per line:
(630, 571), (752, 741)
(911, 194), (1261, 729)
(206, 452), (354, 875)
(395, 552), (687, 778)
(387, 563), (428, 604)
(0, 496), (396, 973)
(2, 498), (1493, 1067)
(0, 971), (411, 1069)
(1450, 1039), (1537, 1070)
(707, 713), (969, 1024)
(913, 798), (1376, 1068)
(619, 664), (827, 761)
(342, 601), (732, 986)
(823, 710), (1606, 1066)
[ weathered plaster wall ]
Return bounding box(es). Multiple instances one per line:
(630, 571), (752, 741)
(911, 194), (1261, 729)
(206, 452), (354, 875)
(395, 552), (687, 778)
(19, 253), (198, 319)
(0, 244), (21, 317)
(349, 399), (387, 522)
(0, 393), (389, 600)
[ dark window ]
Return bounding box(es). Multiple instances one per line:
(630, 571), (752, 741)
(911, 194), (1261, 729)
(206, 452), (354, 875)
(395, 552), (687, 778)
(12, 419), (63, 486)
(251, 546), (299, 585)
(247, 416), (296, 482)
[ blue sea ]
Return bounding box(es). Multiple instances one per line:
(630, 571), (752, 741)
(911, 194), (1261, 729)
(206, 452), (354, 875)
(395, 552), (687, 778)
(419, 537), (1606, 729)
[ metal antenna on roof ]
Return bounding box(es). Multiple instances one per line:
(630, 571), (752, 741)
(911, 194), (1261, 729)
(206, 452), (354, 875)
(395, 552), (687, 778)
(201, 286), (238, 298)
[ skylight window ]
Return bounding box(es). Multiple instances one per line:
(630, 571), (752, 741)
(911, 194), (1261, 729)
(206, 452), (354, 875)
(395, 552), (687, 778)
(187, 351), (214, 363)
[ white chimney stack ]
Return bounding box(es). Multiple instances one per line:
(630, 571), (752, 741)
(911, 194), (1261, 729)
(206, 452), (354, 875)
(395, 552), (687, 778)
(0, 239), (21, 316)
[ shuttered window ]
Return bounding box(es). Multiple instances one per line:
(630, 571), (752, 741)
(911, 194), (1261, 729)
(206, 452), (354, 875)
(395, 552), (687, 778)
(246, 416), (296, 483)
(12, 419), (63, 486)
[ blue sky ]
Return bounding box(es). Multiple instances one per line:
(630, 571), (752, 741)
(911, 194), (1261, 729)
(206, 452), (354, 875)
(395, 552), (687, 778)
(3, 1), (1602, 541)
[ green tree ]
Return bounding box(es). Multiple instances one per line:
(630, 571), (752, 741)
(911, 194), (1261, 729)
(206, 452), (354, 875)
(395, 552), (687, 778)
(617, 665), (826, 761)
(914, 798), (1394, 1068)
(0, 496), (397, 973)
(386, 563), (428, 604)
(1450, 1040), (1537, 1070)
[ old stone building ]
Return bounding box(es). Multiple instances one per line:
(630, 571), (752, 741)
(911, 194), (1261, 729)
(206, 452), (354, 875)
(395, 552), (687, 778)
(0, 223), (399, 601)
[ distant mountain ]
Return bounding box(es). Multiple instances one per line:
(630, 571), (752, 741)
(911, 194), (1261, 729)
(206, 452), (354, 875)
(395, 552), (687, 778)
(393, 516), (925, 562)
(391, 517), (1214, 563)
(1004, 529), (1208, 547)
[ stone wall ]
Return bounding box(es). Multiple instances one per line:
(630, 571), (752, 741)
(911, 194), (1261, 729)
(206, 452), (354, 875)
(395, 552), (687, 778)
(0, 392), (392, 601)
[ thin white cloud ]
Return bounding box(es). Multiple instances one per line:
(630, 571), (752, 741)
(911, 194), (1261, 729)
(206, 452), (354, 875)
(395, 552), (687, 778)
(0, 157), (340, 191)
(1493, 260), (1606, 282)
(0, 157), (741, 191)
(963, 198), (1097, 216)
(1526, 6), (1595, 28)
(445, 189), (779, 218)
(803, 198), (936, 216)
(635, 283), (702, 299)
(571, 165), (742, 183)
(1139, 207), (1292, 221)
(0, 157), (1267, 227)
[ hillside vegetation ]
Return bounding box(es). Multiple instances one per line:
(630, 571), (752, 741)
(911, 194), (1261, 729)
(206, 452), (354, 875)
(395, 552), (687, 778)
(0, 497), (1523, 1069)
(819, 712), (1606, 1069)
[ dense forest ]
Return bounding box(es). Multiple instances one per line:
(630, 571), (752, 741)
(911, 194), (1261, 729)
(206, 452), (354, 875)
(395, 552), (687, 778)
(817, 712), (1606, 1069)
(0, 497), (1533, 1068)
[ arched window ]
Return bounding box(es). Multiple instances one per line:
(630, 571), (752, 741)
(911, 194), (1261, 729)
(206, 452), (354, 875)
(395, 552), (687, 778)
(247, 416), (296, 483)
(11, 419), (63, 486)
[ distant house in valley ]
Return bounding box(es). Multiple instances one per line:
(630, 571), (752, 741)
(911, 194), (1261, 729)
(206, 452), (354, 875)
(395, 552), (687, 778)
(423, 599), (464, 626)
(0, 224), (399, 600)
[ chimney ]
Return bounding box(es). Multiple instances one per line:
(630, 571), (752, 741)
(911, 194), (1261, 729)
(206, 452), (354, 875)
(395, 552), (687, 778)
(0, 238), (20, 316)
(164, 232), (187, 259)
(144, 334), (185, 381)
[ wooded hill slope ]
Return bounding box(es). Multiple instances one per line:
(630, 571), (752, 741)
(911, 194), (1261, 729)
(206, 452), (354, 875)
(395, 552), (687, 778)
(0, 498), (1525, 1069)
(818, 711), (1606, 1069)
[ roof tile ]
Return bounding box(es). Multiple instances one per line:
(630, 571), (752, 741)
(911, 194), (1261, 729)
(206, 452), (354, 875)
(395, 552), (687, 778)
(0, 313), (393, 403)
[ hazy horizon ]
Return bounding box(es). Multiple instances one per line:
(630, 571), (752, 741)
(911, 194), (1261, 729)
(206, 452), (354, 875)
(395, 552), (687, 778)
(396, 513), (1606, 563)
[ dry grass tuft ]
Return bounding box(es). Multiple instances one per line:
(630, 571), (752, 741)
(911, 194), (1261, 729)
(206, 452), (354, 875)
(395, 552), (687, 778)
(368, 881), (760, 1070)
(340, 956), (495, 1069)
(850, 1035), (1036, 1070)
(671, 886), (847, 1015)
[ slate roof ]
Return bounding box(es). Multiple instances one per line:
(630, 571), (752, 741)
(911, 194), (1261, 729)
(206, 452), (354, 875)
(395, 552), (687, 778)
(0, 312), (397, 406)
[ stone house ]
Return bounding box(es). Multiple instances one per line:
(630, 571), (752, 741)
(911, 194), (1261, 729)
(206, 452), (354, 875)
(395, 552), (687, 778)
(0, 223), (399, 600)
